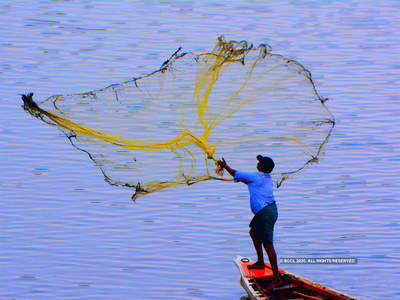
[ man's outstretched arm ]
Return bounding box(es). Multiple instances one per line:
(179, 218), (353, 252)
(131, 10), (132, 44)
(218, 157), (236, 177)
(218, 157), (250, 184)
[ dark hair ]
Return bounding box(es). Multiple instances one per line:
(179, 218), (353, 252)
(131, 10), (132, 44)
(257, 155), (275, 173)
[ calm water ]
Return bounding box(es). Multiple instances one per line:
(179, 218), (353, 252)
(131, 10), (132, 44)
(1, 1), (399, 299)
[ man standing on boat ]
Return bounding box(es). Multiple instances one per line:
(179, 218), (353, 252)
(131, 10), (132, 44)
(218, 155), (282, 288)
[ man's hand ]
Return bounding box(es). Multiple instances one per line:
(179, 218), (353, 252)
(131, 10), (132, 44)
(217, 157), (227, 169)
(217, 157), (237, 177)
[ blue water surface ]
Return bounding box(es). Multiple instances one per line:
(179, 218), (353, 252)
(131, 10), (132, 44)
(0, 1), (399, 299)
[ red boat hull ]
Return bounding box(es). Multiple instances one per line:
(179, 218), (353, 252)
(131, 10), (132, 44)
(234, 256), (356, 300)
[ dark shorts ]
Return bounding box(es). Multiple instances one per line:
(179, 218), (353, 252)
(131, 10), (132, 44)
(249, 202), (278, 245)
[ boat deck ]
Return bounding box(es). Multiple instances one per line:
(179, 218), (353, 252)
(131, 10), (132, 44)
(234, 256), (356, 300)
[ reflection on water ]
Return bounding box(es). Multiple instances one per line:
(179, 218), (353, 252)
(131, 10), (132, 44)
(1, 0), (399, 299)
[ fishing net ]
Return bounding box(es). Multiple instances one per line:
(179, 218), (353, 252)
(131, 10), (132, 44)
(22, 37), (334, 199)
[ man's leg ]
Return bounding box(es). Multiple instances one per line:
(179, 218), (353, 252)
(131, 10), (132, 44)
(264, 243), (281, 282)
(248, 228), (265, 269)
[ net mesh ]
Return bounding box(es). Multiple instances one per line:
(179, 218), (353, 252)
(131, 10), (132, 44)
(22, 37), (334, 199)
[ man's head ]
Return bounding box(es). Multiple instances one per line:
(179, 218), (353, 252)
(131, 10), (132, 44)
(256, 155), (275, 173)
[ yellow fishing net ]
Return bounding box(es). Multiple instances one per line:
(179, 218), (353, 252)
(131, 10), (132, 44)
(22, 37), (334, 199)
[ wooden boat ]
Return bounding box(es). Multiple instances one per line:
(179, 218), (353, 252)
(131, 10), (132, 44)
(234, 256), (356, 300)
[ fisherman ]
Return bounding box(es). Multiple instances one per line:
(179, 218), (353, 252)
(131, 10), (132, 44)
(217, 155), (282, 288)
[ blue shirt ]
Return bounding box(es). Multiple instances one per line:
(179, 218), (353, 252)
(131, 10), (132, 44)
(234, 171), (275, 215)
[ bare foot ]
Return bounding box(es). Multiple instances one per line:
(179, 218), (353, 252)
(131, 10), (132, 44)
(248, 261), (265, 269)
